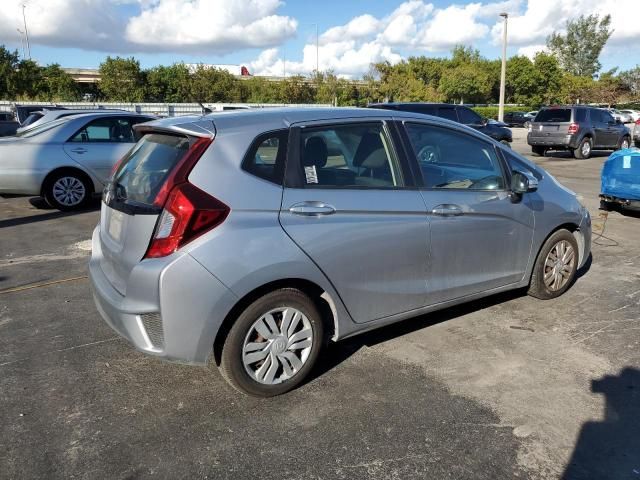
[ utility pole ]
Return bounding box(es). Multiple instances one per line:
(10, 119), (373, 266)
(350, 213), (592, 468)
(16, 28), (26, 59)
(22, 3), (31, 59)
(498, 12), (508, 123)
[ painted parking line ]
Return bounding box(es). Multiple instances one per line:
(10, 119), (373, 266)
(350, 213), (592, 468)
(0, 275), (88, 295)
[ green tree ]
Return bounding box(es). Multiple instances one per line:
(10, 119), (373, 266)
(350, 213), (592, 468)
(0, 46), (20, 99)
(438, 63), (492, 104)
(146, 63), (191, 102)
(558, 74), (595, 104)
(505, 55), (541, 104)
(41, 64), (81, 101)
(533, 53), (562, 105)
(547, 14), (613, 78)
(619, 66), (640, 98)
(99, 56), (145, 102)
(278, 75), (315, 103)
(242, 76), (282, 103)
(189, 65), (240, 103)
(13, 59), (44, 99)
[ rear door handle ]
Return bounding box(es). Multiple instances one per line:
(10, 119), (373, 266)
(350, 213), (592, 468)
(432, 204), (463, 216)
(289, 201), (336, 216)
(71, 147), (87, 154)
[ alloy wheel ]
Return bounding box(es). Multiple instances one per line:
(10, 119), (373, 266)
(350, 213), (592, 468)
(52, 176), (86, 206)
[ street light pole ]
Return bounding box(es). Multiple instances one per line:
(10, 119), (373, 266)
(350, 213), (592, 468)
(498, 12), (508, 123)
(22, 3), (31, 59)
(16, 28), (26, 59)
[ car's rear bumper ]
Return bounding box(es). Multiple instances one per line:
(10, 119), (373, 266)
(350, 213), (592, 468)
(527, 134), (578, 149)
(89, 226), (238, 365)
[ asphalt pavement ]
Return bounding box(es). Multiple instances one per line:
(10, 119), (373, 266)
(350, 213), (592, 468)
(1, 129), (639, 479)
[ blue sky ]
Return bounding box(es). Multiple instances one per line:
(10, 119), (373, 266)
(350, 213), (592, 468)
(0, 0), (637, 77)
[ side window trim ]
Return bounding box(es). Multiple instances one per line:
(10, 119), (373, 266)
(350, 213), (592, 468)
(285, 120), (413, 190)
(399, 120), (509, 192)
(66, 116), (132, 144)
(241, 128), (289, 185)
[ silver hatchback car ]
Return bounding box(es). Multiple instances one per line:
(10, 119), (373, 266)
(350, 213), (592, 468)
(89, 108), (591, 396)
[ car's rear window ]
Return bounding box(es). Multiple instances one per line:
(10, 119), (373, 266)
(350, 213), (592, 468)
(112, 133), (190, 205)
(535, 109), (572, 123)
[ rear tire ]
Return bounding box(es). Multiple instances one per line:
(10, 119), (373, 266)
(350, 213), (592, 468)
(528, 229), (579, 300)
(43, 170), (92, 211)
(573, 137), (592, 159)
(532, 146), (546, 156)
(219, 288), (324, 397)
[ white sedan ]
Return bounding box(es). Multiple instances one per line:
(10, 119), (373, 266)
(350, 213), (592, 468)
(0, 112), (154, 210)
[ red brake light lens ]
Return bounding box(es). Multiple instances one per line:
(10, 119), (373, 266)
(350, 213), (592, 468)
(635, 119), (640, 125)
(145, 183), (229, 259)
(568, 123), (579, 134)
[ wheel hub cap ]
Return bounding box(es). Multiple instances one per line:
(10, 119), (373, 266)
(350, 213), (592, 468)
(543, 240), (576, 292)
(242, 307), (313, 385)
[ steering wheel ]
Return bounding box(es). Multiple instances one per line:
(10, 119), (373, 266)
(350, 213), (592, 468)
(417, 145), (438, 163)
(470, 175), (501, 190)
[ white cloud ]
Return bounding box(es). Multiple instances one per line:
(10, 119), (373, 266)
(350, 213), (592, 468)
(320, 14), (380, 44)
(419, 3), (490, 51)
(490, 0), (640, 47)
(125, 0), (297, 53)
(517, 44), (547, 60)
(0, 0), (296, 54)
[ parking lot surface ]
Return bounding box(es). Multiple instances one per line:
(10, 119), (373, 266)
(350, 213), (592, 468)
(1, 129), (639, 479)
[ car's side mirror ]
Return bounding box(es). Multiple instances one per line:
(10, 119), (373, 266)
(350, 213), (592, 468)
(511, 170), (538, 195)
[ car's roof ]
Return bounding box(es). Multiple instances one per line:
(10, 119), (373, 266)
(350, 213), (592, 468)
(368, 102), (461, 107)
(135, 106), (491, 142)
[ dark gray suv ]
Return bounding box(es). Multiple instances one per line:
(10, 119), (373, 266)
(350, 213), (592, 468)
(527, 106), (631, 159)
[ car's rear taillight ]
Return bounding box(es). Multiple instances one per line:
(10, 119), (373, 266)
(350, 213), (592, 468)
(635, 119), (640, 126)
(145, 183), (229, 258)
(568, 123), (579, 134)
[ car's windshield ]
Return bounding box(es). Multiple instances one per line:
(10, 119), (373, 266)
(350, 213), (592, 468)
(15, 118), (69, 138)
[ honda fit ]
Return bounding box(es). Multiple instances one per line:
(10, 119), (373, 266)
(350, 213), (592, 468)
(89, 108), (591, 396)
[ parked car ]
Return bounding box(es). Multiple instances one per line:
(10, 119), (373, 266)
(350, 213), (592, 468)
(620, 109), (640, 122)
(634, 119), (640, 147)
(528, 106), (631, 159)
(600, 149), (640, 211)
(523, 111), (539, 130)
(89, 107), (591, 397)
(368, 103), (513, 145)
(16, 108), (129, 134)
(13, 104), (67, 125)
(0, 112), (154, 210)
(503, 111), (530, 127)
(0, 111), (19, 137)
(607, 108), (633, 124)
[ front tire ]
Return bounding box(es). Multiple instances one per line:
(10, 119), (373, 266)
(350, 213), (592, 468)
(219, 288), (324, 397)
(43, 170), (92, 211)
(528, 229), (579, 300)
(573, 137), (592, 159)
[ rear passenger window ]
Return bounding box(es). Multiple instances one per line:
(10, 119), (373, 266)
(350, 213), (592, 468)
(405, 123), (505, 190)
(438, 107), (458, 121)
(575, 109), (586, 122)
(298, 123), (403, 188)
(243, 130), (288, 184)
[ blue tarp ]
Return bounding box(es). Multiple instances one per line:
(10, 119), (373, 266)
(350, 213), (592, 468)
(601, 148), (640, 201)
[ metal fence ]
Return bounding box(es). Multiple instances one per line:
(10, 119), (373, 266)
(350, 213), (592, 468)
(0, 101), (332, 116)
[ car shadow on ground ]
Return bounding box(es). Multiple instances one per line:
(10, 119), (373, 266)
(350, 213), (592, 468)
(543, 151), (611, 160)
(561, 367), (640, 480)
(311, 257), (593, 386)
(0, 197), (100, 229)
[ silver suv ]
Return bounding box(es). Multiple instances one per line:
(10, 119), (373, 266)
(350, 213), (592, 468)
(90, 108), (591, 396)
(528, 106), (631, 159)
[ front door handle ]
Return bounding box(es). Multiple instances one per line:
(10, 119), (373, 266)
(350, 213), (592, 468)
(432, 204), (463, 216)
(71, 147), (87, 154)
(289, 201), (336, 216)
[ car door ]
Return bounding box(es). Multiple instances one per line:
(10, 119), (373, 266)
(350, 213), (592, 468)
(279, 119), (430, 323)
(400, 120), (535, 305)
(63, 116), (147, 182)
(599, 110), (620, 148)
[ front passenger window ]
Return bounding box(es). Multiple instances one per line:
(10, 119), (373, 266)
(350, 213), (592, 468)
(299, 123), (403, 188)
(405, 123), (505, 190)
